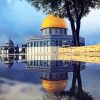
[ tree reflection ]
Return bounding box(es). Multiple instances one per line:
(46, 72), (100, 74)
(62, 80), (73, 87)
(67, 61), (93, 100)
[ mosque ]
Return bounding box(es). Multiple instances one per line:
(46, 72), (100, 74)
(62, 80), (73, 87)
(0, 39), (19, 60)
(0, 39), (26, 60)
(26, 15), (85, 61)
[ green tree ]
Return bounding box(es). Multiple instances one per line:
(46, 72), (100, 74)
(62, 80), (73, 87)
(27, 0), (100, 46)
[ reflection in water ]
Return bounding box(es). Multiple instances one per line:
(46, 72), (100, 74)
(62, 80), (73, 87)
(0, 55), (15, 69)
(41, 62), (68, 91)
(26, 60), (85, 72)
(0, 53), (25, 69)
(0, 53), (98, 99)
(3, 60), (14, 69)
(40, 60), (68, 100)
(68, 61), (93, 100)
(39, 61), (93, 100)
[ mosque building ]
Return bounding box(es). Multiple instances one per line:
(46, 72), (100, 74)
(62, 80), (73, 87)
(0, 39), (19, 60)
(26, 15), (85, 61)
(0, 39), (26, 60)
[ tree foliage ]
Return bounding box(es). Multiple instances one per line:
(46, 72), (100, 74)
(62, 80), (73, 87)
(27, 0), (100, 46)
(27, 0), (99, 19)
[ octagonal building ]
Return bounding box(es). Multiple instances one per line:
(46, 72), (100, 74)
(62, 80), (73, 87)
(26, 15), (85, 61)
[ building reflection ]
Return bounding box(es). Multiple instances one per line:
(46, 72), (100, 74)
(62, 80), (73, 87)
(0, 53), (24, 69)
(32, 61), (92, 100)
(26, 60), (85, 71)
(39, 60), (68, 100)
(3, 60), (14, 69)
(25, 59), (88, 100)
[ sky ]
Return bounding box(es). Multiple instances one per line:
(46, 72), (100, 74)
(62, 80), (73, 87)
(0, 0), (100, 45)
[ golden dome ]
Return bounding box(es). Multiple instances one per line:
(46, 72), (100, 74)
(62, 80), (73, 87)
(41, 79), (67, 94)
(41, 15), (67, 29)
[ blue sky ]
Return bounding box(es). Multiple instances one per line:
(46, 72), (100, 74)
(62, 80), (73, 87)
(0, 0), (100, 45)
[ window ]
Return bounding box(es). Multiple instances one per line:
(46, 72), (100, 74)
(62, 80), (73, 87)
(37, 60), (40, 66)
(44, 40), (49, 46)
(40, 41), (42, 47)
(31, 42), (33, 47)
(44, 41), (46, 46)
(45, 29), (49, 35)
(57, 29), (60, 34)
(62, 29), (65, 34)
(34, 41), (37, 47)
(40, 60), (43, 66)
(34, 60), (37, 66)
(46, 40), (50, 46)
(56, 61), (59, 66)
(37, 41), (40, 47)
(29, 42), (31, 47)
(56, 40), (58, 46)
(51, 29), (55, 34)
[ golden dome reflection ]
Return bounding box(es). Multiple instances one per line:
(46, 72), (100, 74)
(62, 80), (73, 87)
(41, 79), (67, 94)
(41, 15), (67, 29)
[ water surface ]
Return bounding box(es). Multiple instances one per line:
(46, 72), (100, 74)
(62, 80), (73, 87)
(0, 60), (100, 100)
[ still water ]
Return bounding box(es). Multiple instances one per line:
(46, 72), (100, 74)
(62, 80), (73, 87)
(0, 57), (100, 100)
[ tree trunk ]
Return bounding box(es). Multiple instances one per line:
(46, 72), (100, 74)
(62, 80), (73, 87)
(76, 19), (81, 46)
(70, 21), (77, 46)
(70, 19), (81, 46)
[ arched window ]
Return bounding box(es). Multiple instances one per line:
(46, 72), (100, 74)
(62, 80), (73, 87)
(34, 41), (37, 47)
(28, 42), (31, 47)
(43, 41), (46, 46)
(40, 41), (42, 47)
(37, 41), (40, 47)
(46, 40), (50, 46)
(44, 40), (49, 46)
(34, 60), (37, 66)
(30, 42), (33, 47)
